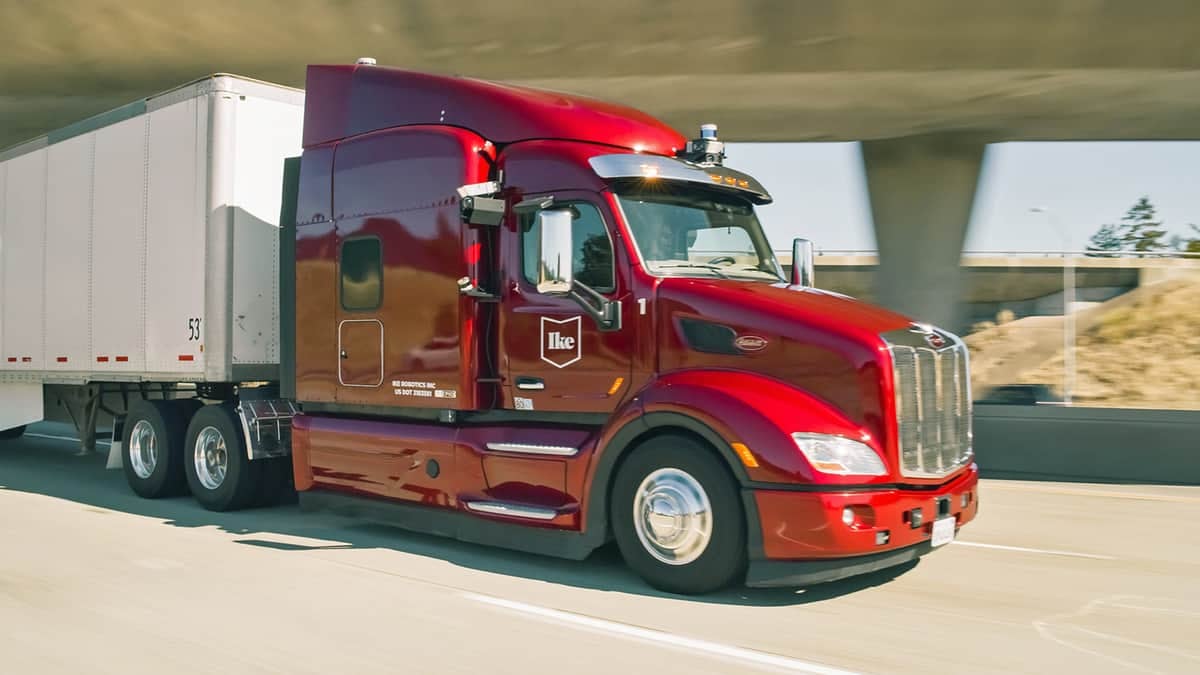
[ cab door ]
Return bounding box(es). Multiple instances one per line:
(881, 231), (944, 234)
(499, 196), (635, 414)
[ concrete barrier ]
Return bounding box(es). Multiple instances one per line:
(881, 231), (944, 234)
(974, 405), (1200, 484)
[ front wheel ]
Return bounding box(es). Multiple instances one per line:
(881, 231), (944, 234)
(184, 404), (261, 511)
(610, 434), (746, 594)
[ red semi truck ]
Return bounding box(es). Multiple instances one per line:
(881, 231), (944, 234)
(1, 60), (978, 594)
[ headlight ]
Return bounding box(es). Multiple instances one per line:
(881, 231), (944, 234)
(792, 433), (887, 477)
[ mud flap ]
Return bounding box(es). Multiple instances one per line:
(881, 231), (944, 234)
(105, 415), (125, 470)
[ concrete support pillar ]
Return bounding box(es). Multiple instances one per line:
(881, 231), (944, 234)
(862, 134), (986, 330)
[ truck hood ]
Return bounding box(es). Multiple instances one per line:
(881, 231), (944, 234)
(654, 277), (914, 439)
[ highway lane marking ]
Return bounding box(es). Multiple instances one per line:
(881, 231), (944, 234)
(464, 592), (864, 675)
(953, 541), (1117, 560)
(1065, 624), (1200, 663)
(981, 482), (1200, 504)
(1109, 602), (1200, 618)
(1034, 595), (1198, 674)
(25, 432), (111, 446)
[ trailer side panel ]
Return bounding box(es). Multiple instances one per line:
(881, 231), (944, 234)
(231, 95), (304, 371)
(2, 149), (47, 371)
(45, 135), (94, 372)
(146, 94), (209, 376)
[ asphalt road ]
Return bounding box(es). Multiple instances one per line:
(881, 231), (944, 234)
(2, 424), (1197, 674)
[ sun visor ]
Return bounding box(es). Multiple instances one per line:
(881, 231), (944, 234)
(588, 154), (772, 204)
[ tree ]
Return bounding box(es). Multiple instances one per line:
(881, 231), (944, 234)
(1184, 224), (1200, 254)
(1086, 196), (1169, 256)
(1119, 196), (1169, 252)
(1086, 223), (1122, 255)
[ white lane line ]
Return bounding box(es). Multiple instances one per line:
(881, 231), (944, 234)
(464, 592), (863, 675)
(1064, 624), (1200, 662)
(25, 432), (111, 446)
(953, 541), (1116, 560)
(982, 482), (1200, 504)
(1109, 603), (1200, 618)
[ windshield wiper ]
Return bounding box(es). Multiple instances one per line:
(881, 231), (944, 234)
(653, 262), (730, 279)
(729, 265), (785, 281)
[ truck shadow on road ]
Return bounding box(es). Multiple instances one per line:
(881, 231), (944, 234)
(1, 436), (918, 607)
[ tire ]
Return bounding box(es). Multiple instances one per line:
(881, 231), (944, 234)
(610, 434), (747, 594)
(122, 400), (190, 498)
(0, 425), (26, 441)
(184, 403), (261, 511)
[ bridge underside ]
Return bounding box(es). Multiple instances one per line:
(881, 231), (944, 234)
(4, 1), (1198, 324)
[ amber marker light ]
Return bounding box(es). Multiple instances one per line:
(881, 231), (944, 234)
(731, 442), (759, 468)
(607, 377), (625, 395)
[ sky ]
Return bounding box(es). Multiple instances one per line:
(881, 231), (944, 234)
(727, 141), (1200, 254)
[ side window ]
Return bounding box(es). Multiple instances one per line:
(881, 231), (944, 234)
(340, 237), (382, 311)
(521, 202), (615, 292)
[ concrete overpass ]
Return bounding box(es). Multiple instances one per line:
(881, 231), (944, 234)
(794, 253), (1200, 330)
(4, 1), (1199, 325)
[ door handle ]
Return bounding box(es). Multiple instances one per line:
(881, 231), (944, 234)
(340, 350), (348, 359)
(515, 376), (545, 391)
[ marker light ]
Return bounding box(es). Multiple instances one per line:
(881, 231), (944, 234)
(841, 507), (854, 526)
(607, 377), (625, 396)
(639, 163), (660, 178)
(731, 442), (759, 469)
(792, 433), (887, 476)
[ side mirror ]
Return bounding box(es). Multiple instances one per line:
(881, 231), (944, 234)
(791, 237), (815, 288)
(537, 209), (574, 295)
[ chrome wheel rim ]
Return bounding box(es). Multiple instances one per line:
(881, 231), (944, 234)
(128, 420), (158, 479)
(633, 467), (713, 565)
(193, 426), (228, 490)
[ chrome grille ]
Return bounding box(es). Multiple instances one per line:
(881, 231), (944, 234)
(884, 326), (973, 478)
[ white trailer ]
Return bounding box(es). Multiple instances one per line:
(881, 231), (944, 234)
(0, 75), (303, 506)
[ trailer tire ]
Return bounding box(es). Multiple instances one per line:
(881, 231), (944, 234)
(122, 400), (190, 498)
(184, 403), (261, 511)
(610, 434), (746, 595)
(0, 425), (27, 442)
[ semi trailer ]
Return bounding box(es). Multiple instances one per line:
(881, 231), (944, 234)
(0, 60), (978, 594)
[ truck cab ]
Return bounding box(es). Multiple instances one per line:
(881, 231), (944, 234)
(285, 62), (979, 594)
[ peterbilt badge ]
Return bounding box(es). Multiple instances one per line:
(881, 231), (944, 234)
(734, 335), (769, 352)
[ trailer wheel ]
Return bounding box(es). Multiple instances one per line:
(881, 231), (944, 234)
(184, 403), (261, 511)
(122, 400), (190, 498)
(0, 425), (27, 441)
(610, 434), (746, 594)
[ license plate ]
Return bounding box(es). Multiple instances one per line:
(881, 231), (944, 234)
(931, 516), (956, 548)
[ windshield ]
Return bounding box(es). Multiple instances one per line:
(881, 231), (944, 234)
(616, 186), (785, 282)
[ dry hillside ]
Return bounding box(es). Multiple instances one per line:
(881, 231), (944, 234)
(965, 278), (1200, 409)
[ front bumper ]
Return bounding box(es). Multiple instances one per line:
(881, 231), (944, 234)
(744, 463), (979, 587)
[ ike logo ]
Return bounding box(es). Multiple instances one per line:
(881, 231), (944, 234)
(540, 316), (582, 368)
